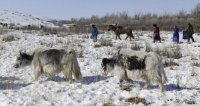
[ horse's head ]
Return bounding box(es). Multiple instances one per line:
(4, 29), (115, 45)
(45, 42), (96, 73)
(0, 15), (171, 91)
(107, 25), (116, 31)
(14, 51), (33, 68)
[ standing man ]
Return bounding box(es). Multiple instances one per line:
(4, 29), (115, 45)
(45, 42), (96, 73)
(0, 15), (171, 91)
(90, 24), (99, 42)
(153, 24), (161, 43)
(172, 25), (179, 43)
(187, 23), (195, 43)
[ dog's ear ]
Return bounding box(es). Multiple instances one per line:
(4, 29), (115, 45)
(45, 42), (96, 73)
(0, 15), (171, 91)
(19, 50), (27, 57)
(19, 51), (22, 56)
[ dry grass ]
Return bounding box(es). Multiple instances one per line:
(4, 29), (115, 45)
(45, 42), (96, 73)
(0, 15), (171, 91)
(102, 102), (113, 106)
(99, 38), (113, 47)
(131, 43), (140, 51)
(125, 97), (146, 105)
(1, 34), (17, 42)
(163, 59), (179, 67)
(155, 45), (182, 59)
(184, 99), (196, 105)
(192, 62), (200, 67)
(120, 84), (132, 91)
(94, 38), (113, 48)
(0, 28), (8, 35)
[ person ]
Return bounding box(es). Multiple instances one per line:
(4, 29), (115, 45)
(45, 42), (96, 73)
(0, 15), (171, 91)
(172, 25), (179, 43)
(187, 23), (195, 43)
(153, 24), (161, 43)
(90, 24), (99, 42)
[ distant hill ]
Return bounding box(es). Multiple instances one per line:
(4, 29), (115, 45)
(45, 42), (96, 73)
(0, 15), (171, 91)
(0, 10), (55, 27)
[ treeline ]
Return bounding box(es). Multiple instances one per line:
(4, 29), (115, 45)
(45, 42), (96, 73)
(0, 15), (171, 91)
(53, 3), (200, 33)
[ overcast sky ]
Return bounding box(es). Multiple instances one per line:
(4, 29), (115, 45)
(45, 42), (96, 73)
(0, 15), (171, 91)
(0, 0), (199, 20)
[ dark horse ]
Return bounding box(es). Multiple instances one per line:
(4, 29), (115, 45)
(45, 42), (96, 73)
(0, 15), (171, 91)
(108, 25), (134, 40)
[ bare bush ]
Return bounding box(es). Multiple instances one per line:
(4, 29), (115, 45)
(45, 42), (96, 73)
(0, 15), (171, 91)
(192, 62), (200, 67)
(102, 102), (113, 106)
(120, 84), (132, 91)
(99, 38), (113, 47)
(53, 3), (200, 33)
(155, 45), (182, 59)
(0, 28), (8, 35)
(163, 59), (179, 67)
(131, 43), (140, 51)
(125, 97), (147, 105)
(184, 99), (196, 105)
(1, 34), (17, 42)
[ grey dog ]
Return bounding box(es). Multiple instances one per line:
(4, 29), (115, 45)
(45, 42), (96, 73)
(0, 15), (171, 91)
(14, 48), (82, 82)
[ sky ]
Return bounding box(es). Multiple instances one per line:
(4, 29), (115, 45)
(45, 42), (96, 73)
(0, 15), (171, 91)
(0, 0), (199, 20)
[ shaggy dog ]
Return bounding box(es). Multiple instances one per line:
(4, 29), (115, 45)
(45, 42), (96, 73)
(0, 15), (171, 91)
(14, 48), (82, 82)
(101, 49), (167, 92)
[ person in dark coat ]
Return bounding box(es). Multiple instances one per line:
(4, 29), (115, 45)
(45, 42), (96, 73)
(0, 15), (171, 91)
(172, 25), (179, 43)
(90, 24), (99, 42)
(187, 23), (195, 43)
(153, 24), (161, 43)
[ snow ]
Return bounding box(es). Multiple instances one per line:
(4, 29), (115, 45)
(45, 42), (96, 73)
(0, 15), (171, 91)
(0, 11), (200, 106)
(0, 10), (55, 27)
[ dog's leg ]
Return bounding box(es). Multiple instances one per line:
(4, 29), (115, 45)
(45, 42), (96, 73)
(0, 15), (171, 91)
(143, 82), (150, 89)
(159, 83), (164, 92)
(142, 77), (150, 89)
(34, 66), (42, 81)
(62, 65), (73, 83)
(119, 69), (128, 84)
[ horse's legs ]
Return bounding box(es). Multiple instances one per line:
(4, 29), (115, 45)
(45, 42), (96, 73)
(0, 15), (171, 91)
(131, 33), (134, 40)
(116, 34), (121, 40)
(125, 34), (129, 40)
(125, 33), (132, 41)
(126, 33), (134, 41)
(118, 35), (122, 40)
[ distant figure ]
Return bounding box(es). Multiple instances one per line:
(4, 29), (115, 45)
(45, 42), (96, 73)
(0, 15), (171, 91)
(153, 24), (161, 43)
(172, 25), (179, 43)
(90, 24), (99, 42)
(187, 23), (195, 43)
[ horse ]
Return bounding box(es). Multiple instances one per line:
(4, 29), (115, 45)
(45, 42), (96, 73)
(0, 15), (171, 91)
(14, 48), (82, 82)
(101, 49), (167, 92)
(108, 25), (134, 40)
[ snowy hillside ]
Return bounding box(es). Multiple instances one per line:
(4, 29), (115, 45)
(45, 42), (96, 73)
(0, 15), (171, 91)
(0, 10), (55, 27)
(0, 27), (200, 106)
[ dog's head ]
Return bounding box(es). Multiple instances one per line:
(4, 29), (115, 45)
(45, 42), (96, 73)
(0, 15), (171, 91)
(101, 57), (118, 75)
(13, 51), (33, 68)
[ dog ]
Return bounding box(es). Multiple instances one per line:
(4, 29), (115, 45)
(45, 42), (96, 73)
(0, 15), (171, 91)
(14, 48), (82, 82)
(101, 49), (167, 92)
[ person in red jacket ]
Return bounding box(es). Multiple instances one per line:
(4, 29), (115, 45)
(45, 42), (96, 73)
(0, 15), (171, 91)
(153, 24), (161, 43)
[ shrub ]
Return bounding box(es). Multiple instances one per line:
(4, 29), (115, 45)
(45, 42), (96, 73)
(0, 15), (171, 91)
(102, 102), (113, 106)
(131, 43), (140, 51)
(125, 97), (146, 105)
(1, 34), (16, 42)
(192, 62), (200, 67)
(0, 28), (8, 35)
(163, 59), (179, 67)
(99, 38), (113, 47)
(155, 45), (182, 59)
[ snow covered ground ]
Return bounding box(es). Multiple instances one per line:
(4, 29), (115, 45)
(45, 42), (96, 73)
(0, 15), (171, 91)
(0, 28), (200, 106)
(0, 9), (199, 106)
